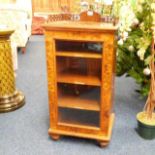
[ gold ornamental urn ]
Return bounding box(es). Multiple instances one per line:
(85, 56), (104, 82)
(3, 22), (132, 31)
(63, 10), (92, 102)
(0, 30), (25, 113)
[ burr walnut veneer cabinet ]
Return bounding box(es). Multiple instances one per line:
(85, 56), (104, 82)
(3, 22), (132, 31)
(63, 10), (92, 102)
(43, 21), (117, 147)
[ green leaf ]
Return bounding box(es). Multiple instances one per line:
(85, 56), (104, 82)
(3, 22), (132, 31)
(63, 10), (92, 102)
(145, 56), (151, 65)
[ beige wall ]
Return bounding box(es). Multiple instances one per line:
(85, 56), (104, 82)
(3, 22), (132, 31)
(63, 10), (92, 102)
(0, 0), (15, 3)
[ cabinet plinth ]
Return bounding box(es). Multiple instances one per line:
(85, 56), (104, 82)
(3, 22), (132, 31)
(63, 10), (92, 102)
(43, 21), (117, 147)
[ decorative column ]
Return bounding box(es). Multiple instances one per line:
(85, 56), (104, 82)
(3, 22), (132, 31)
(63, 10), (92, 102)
(0, 30), (25, 113)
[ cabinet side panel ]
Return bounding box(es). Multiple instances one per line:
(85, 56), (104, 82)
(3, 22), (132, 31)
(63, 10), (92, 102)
(45, 31), (58, 129)
(100, 34), (116, 134)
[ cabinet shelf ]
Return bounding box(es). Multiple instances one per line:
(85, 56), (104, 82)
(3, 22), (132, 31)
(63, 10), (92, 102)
(56, 51), (102, 59)
(57, 70), (101, 86)
(58, 84), (100, 111)
(58, 96), (100, 111)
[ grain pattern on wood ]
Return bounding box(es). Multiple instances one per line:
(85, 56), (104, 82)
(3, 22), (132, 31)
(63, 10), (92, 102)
(100, 36), (116, 134)
(43, 21), (117, 33)
(44, 21), (116, 147)
(48, 113), (115, 141)
(45, 33), (58, 129)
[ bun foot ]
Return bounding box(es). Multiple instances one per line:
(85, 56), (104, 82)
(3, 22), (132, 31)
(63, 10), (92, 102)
(98, 141), (109, 148)
(50, 134), (60, 141)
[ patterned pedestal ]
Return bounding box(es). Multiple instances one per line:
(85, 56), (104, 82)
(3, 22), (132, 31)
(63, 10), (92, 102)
(0, 30), (25, 113)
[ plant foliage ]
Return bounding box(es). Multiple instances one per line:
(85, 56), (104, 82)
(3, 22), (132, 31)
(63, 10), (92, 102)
(117, 0), (153, 96)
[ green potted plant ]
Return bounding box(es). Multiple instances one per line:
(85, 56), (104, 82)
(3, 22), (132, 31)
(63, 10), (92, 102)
(137, 38), (155, 139)
(137, 1), (155, 139)
(117, 0), (153, 96)
(117, 0), (155, 139)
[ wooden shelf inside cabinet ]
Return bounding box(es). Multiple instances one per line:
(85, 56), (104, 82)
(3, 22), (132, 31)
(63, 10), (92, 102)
(58, 96), (100, 111)
(56, 57), (101, 86)
(56, 51), (102, 59)
(58, 84), (100, 111)
(43, 21), (117, 147)
(57, 70), (101, 86)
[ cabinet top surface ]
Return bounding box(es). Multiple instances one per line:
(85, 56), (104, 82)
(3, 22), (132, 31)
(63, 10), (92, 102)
(43, 21), (117, 33)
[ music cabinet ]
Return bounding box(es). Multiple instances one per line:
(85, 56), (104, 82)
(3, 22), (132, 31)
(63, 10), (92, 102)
(43, 21), (117, 147)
